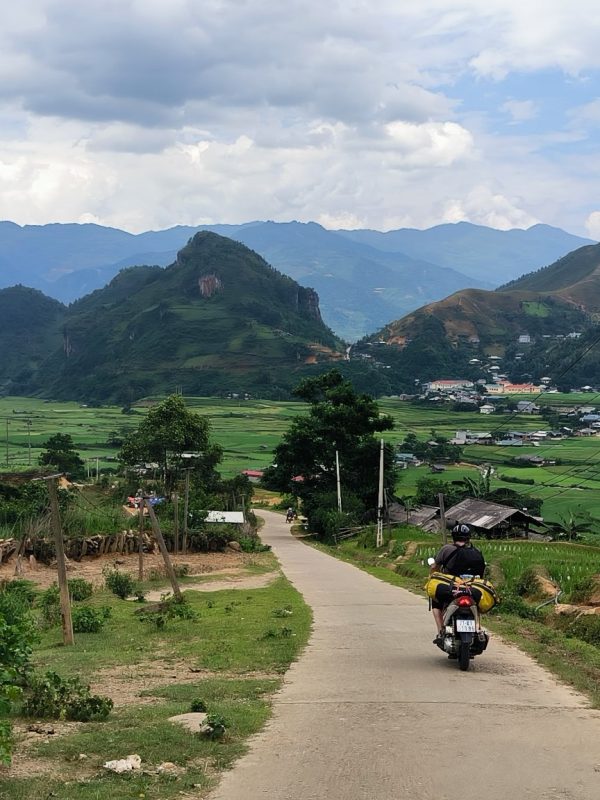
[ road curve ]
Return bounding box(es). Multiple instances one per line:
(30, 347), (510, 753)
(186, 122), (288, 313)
(209, 510), (600, 800)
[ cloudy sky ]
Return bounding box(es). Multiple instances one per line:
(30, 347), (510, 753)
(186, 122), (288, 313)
(1, 0), (600, 236)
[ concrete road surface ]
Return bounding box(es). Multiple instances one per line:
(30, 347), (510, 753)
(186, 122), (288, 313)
(209, 510), (600, 800)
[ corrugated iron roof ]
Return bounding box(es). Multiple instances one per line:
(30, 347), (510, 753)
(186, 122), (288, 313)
(444, 498), (540, 530)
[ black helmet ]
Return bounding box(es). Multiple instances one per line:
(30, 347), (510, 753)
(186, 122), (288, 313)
(452, 523), (471, 542)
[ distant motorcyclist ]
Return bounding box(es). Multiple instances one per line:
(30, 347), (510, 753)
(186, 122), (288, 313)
(430, 523), (486, 639)
(286, 507), (294, 523)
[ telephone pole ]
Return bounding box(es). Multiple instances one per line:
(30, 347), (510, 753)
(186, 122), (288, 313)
(376, 439), (384, 548)
(46, 475), (74, 645)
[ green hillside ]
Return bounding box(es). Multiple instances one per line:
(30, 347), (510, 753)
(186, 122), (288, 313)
(0, 286), (65, 391)
(500, 242), (600, 297)
(24, 232), (345, 403)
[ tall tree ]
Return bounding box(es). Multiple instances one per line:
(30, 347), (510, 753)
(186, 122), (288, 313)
(38, 433), (84, 478)
(264, 370), (395, 513)
(119, 395), (222, 489)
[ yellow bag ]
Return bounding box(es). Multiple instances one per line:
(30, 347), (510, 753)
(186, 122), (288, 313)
(425, 571), (499, 614)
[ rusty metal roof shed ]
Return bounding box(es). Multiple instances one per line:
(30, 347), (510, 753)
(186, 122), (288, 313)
(444, 497), (540, 530)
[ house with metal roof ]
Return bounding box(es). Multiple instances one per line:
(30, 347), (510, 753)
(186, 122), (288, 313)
(443, 498), (542, 537)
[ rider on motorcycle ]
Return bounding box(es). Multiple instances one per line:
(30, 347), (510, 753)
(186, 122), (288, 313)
(430, 523), (486, 639)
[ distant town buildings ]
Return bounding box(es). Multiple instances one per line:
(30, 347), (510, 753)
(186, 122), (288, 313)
(426, 379), (474, 391)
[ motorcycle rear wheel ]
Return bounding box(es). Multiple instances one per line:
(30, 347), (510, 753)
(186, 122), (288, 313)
(458, 640), (470, 671)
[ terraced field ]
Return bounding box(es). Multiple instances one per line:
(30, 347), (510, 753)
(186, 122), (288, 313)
(1, 393), (599, 523)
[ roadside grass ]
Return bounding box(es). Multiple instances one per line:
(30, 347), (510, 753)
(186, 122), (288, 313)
(2, 575), (311, 799)
(314, 530), (600, 707)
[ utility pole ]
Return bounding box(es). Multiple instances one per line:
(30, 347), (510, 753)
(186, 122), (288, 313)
(138, 502), (144, 581)
(335, 450), (342, 513)
(96, 457), (99, 483)
(46, 475), (74, 645)
(5, 419), (8, 467)
(144, 499), (182, 600)
(27, 419), (32, 467)
(173, 491), (180, 555)
(376, 439), (384, 548)
(438, 493), (447, 544)
(182, 470), (190, 555)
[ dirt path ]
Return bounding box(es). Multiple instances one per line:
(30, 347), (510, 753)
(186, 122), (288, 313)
(0, 550), (269, 590)
(208, 510), (600, 800)
(143, 570), (280, 601)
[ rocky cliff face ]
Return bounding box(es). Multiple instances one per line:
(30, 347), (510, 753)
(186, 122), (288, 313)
(297, 287), (323, 322)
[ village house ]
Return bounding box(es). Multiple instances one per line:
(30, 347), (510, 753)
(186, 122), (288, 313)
(241, 469), (264, 483)
(426, 379), (475, 392)
(516, 401), (540, 414)
(479, 404), (495, 415)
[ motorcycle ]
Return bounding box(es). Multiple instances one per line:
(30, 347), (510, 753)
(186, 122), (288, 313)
(427, 558), (490, 671)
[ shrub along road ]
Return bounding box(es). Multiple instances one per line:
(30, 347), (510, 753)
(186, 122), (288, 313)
(210, 510), (600, 800)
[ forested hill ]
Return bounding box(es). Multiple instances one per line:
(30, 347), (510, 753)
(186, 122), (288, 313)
(0, 219), (593, 341)
(0, 287), (65, 390)
(4, 233), (347, 403)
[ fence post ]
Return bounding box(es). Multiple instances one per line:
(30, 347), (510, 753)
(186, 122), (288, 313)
(47, 476), (74, 645)
(144, 499), (182, 600)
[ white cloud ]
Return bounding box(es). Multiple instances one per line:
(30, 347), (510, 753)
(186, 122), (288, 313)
(585, 211), (600, 239)
(0, 2), (598, 234)
(441, 186), (539, 230)
(384, 121), (474, 167)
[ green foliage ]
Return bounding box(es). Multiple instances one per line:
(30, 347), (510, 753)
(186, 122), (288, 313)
(565, 615), (600, 648)
(190, 698), (207, 713)
(67, 578), (93, 602)
(399, 432), (462, 463)
(103, 567), (135, 600)
(23, 671), (113, 721)
(0, 585), (39, 764)
(201, 712), (227, 739)
(137, 596), (197, 629)
(71, 605), (111, 634)
(38, 584), (61, 628)
(568, 576), (597, 604)
(38, 433), (85, 478)
(236, 536), (271, 553)
(119, 394), (223, 488)
(265, 371), (394, 532)
(0, 579), (37, 604)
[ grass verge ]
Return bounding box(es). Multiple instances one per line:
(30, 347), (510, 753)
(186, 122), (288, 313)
(2, 572), (311, 799)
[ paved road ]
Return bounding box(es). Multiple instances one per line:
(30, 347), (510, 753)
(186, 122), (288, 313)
(209, 511), (600, 800)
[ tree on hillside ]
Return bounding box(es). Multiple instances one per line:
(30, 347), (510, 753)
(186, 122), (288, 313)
(119, 395), (223, 489)
(38, 433), (84, 478)
(263, 370), (396, 533)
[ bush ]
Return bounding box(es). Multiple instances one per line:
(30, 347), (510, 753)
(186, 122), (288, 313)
(103, 568), (135, 599)
(38, 584), (61, 628)
(68, 578), (93, 602)
(0, 579), (37, 604)
(201, 713), (227, 739)
(190, 698), (207, 712)
(71, 605), (111, 633)
(568, 576), (597, 604)
(490, 593), (537, 620)
(236, 536), (271, 553)
(567, 615), (600, 648)
(0, 581), (38, 763)
(23, 671), (113, 721)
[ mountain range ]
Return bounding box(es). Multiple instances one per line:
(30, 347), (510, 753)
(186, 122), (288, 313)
(360, 241), (600, 393)
(0, 233), (349, 403)
(0, 219), (592, 341)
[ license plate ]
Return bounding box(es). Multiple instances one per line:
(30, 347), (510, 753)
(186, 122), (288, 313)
(456, 619), (476, 633)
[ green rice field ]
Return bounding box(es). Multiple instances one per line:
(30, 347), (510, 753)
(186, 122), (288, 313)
(1, 393), (599, 524)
